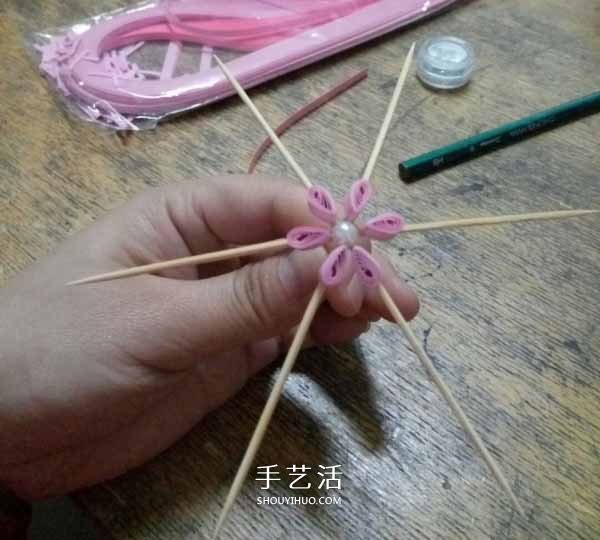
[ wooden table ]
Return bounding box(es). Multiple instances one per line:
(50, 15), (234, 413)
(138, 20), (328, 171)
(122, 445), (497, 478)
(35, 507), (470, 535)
(2, 1), (599, 538)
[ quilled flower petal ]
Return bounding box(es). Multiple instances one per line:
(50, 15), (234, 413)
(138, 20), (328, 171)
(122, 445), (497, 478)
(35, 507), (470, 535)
(363, 212), (406, 240)
(344, 178), (372, 220)
(308, 186), (337, 224)
(352, 246), (381, 288)
(320, 246), (355, 287)
(287, 226), (331, 250)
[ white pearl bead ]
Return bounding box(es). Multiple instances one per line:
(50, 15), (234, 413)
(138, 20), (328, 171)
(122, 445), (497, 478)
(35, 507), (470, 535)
(332, 221), (359, 246)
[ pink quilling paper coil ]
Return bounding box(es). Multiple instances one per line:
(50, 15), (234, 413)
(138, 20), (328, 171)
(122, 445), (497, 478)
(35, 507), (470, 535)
(307, 185), (338, 224)
(353, 245), (381, 287)
(320, 245), (355, 286)
(32, 0), (458, 129)
(287, 179), (405, 288)
(345, 178), (372, 220)
(363, 212), (406, 240)
(287, 226), (331, 249)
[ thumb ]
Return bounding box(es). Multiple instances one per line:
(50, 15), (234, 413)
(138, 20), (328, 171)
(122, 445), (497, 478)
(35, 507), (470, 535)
(163, 249), (324, 360)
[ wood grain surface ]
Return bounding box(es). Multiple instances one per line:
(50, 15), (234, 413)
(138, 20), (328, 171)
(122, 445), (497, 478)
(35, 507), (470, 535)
(1, 1), (599, 539)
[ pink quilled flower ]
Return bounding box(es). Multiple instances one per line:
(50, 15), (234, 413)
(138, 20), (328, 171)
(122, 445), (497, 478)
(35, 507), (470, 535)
(287, 178), (405, 288)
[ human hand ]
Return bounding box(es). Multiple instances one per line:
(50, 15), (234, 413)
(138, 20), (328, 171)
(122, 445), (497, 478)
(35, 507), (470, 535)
(0, 175), (418, 499)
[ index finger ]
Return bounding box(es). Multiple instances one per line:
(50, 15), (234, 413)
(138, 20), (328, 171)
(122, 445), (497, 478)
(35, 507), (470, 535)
(169, 175), (321, 249)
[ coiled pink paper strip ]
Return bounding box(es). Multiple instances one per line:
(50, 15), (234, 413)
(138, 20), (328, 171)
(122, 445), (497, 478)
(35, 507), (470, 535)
(287, 179), (405, 288)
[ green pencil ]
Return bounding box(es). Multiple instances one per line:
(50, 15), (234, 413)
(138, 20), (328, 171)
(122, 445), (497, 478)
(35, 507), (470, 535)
(399, 90), (600, 182)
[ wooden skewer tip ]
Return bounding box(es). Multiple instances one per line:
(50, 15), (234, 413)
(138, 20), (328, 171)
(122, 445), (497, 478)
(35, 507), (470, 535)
(403, 208), (598, 234)
(66, 238), (289, 286)
(378, 284), (525, 518)
(214, 55), (312, 189)
(212, 284), (325, 538)
(364, 41), (415, 183)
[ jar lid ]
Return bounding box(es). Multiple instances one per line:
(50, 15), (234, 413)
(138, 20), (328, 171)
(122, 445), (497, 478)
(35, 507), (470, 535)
(416, 36), (475, 90)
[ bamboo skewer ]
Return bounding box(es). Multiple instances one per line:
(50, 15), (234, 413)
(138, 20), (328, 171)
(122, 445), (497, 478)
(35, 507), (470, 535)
(214, 55), (313, 189)
(379, 284), (526, 517)
(403, 209), (598, 233)
(363, 42), (415, 184)
(212, 284), (326, 539)
(68, 210), (596, 286)
(67, 238), (288, 286)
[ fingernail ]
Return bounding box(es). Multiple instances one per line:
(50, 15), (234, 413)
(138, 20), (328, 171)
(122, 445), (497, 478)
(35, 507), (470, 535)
(277, 250), (319, 299)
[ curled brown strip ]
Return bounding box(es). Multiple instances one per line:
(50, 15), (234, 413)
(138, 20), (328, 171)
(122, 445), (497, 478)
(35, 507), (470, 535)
(248, 69), (368, 173)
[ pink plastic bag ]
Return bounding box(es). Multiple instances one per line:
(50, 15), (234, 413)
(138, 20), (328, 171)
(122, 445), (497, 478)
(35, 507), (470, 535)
(32, 0), (457, 130)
